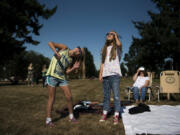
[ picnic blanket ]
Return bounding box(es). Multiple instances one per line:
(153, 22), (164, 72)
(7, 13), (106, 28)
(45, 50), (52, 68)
(122, 105), (180, 135)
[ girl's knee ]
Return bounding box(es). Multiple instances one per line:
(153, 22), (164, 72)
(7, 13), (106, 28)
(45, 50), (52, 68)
(142, 88), (147, 92)
(49, 92), (55, 98)
(66, 95), (72, 102)
(48, 96), (55, 103)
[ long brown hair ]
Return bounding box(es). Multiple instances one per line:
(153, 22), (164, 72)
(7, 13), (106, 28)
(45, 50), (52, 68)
(101, 33), (122, 64)
(69, 48), (85, 71)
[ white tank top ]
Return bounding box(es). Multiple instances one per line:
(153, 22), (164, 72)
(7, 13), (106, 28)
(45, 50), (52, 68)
(102, 46), (122, 77)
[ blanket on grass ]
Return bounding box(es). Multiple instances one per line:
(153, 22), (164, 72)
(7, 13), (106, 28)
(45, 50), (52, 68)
(122, 105), (180, 135)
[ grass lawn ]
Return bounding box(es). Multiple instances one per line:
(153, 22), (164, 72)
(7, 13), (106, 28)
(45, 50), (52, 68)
(0, 78), (180, 135)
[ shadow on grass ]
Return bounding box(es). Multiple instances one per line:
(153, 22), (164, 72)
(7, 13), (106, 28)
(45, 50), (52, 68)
(53, 100), (133, 123)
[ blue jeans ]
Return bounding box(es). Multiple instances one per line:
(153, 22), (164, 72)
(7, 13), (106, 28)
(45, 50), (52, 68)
(102, 75), (121, 112)
(132, 87), (147, 101)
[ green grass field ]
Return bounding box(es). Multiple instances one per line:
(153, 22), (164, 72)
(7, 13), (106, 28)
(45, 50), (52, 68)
(0, 78), (180, 135)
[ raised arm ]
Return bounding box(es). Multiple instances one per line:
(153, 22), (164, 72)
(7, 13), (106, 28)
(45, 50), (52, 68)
(133, 69), (140, 82)
(48, 42), (67, 52)
(110, 32), (122, 47)
(48, 42), (68, 59)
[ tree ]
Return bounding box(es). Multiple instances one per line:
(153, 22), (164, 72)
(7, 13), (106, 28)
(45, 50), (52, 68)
(124, 0), (180, 75)
(24, 51), (50, 83)
(0, 50), (50, 84)
(84, 47), (98, 78)
(120, 62), (128, 77)
(0, 0), (57, 65)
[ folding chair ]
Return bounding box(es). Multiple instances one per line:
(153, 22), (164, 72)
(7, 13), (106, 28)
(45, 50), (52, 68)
(157, 70), (180, 101)
(126, 72), (153, 102)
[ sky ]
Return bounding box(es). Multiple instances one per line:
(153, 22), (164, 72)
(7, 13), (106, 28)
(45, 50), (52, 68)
(25, 0), (158, 69)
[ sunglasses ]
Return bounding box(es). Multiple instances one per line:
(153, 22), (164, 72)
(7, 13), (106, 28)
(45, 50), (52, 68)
(106, 33), (114, 36)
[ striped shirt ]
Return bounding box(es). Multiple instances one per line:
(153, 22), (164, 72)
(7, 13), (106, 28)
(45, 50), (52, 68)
(46, 49), (72, 80)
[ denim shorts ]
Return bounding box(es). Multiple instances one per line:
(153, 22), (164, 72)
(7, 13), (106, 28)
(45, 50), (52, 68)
(45, 76), (68, 87)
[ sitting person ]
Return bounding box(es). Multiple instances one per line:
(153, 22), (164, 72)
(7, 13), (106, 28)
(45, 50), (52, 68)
(132, 67), (150, 104)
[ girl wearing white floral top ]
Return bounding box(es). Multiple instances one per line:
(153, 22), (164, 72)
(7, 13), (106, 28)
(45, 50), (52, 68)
(99, 31), (122, 125)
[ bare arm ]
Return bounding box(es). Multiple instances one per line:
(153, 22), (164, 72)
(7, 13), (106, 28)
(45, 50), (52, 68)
(110, 32), (122, 47)
(114, 35), (122, 47)
(66, 67), (76, 74)
(133, 69), (140, 82)
(143, 80), (150, 87)
(48, 42), (68, 58)
(139, 80), (150, 89)
(99, 64), (103, 82)
(66, 61), (80, 74)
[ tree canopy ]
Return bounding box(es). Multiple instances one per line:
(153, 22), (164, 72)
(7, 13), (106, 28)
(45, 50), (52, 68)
(0, 50), (50, 84)
(124, 0), (180, 75)
(84, 47), (98, 78)
(0, 0), (57, 65)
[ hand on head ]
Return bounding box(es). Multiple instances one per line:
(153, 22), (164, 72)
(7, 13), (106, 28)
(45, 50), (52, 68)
(109, 31), (118, 37)
(137, 69), (140, 73)
(137, 67), (145, 73)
